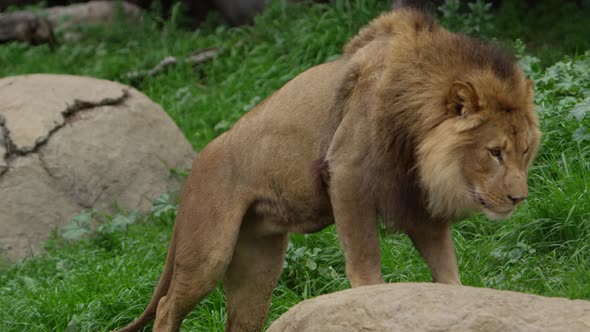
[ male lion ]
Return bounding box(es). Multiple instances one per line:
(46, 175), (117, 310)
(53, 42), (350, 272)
(116, 8), (541, 332)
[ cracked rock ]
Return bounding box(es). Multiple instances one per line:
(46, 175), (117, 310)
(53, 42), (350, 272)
(0, 74), (127, 154)
(0, 122), (7, 174)
(267, 283), (590, 332)
(0, 74), (196, 262)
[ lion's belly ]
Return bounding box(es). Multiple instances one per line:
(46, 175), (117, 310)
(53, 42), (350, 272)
(220, 60), (348, 235)
(235, 125), (335, 234)
(245, 192), (334, 235)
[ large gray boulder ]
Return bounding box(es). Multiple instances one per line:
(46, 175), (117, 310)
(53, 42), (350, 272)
(0, 74), (195, 261)
(267, 283), (590, 332)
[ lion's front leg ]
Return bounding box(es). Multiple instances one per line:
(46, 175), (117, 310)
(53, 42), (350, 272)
(325, 103), (384, 288)
(406, 222), (461, 285)
(329, 163), (383, 288)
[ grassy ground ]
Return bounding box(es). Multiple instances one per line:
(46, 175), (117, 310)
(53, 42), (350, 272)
(1, 1), (590, 331)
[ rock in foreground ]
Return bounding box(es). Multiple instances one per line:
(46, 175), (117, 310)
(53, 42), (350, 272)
(0, 74), (195, 261)
(267, 283), (590, 332)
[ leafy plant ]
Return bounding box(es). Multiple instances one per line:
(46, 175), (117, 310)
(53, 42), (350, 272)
(150, 193), (177, 218)
(60, 209), (141, 242)
(526, 51), (590, 148)
(437, 0), (494, 36)
(61, 211), (94, 241)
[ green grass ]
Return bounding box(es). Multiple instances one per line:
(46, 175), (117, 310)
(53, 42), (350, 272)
(1, 1), (590, 331)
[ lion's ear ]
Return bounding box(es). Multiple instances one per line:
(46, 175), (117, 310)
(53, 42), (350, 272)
(447, 81), (479, 117)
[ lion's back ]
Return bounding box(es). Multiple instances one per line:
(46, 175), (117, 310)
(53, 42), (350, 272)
(224, 60), (349, 184)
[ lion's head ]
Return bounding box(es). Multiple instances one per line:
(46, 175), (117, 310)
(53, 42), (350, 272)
(417, 69), (541, 221)
(343, 9), (541, 223)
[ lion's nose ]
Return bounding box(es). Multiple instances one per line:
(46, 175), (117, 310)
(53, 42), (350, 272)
(508, 195), (527, 205)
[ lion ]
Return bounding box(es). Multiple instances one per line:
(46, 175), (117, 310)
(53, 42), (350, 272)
(115, 8), (541, 332)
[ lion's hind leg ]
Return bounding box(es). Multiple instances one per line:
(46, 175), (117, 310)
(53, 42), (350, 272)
(152, 205), (245, 332)
(223, 230), (289, 332)
(152, 161), (250, 331)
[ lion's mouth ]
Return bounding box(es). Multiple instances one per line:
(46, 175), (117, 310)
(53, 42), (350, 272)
(476, 192), (514, 220)
(477, 194), (490, 209)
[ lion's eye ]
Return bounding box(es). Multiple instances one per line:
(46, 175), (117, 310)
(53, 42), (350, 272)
(524, 146), (530, 155)
(489, 148), (502, 161)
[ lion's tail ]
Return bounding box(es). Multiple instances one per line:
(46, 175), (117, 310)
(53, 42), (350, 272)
(114, 233), (176, 332)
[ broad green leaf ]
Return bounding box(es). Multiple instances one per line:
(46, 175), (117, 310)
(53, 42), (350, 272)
(61, 220), (92, 241)
(573, 127), (590, 143)
(569, 98), (590, 122)
(305, 257), (317, 271)
(110, 214), (137, 232)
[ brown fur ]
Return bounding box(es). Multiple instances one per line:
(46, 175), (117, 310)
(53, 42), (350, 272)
(115, 8), (541, 332)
